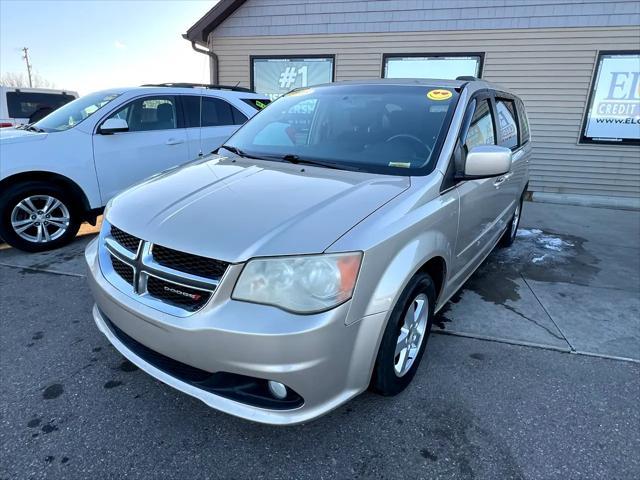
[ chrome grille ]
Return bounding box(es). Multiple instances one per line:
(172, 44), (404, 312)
(101, 221), (226, 315)
(152, 244), (229, 279)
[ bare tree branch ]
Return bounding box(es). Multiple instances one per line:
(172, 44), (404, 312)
(0, 71), (56, 88)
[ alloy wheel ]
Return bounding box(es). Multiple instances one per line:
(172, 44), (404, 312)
(511, 202), (521, 240)
(394, 293), (429, 377)
(10, 195), (71, 243)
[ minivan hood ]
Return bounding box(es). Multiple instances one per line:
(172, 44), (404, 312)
(0, 128), (48, 144)
(107, 155), (410, 262)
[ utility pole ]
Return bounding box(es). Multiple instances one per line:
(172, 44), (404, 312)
(21, 47), (33, 87)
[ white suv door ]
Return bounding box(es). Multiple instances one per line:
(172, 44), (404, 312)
(182, 95), (248, 159)
(92, 95), (189, 202)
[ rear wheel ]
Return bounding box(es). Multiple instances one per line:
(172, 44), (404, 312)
(499, 193), (524, 248)
(0, 182), (81, 252)
(370, 272), (436, 396)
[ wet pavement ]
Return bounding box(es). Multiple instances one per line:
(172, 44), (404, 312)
(435, 202), (640, 361)
(1, 201), (639, 479)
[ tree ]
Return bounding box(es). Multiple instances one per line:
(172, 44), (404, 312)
(0, 71), (55, 88)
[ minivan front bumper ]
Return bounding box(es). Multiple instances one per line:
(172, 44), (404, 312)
(85, 237), (387, 425)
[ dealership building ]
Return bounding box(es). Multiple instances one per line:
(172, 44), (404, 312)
(185, 0), (640, 208)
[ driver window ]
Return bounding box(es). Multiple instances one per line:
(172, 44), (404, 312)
(464, 99), (495, 151)
(106, 96), (177, 132)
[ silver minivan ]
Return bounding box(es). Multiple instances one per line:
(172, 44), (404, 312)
(85, 79), (530, 424)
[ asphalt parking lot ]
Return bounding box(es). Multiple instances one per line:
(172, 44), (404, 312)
(1, 201), (639, 480)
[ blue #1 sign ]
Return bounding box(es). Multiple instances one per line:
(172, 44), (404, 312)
(584, 53), (640, 142)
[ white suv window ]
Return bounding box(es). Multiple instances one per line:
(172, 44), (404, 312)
(108, 96), (178, 132)
(182, 95), (248, 128)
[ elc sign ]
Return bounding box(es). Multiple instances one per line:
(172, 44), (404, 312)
(582, 52), (640, 144)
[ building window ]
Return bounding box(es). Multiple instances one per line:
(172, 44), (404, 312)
(580, 51), (640, 145)
(383, 53), (483, 80)
(251, 56), (335, 100)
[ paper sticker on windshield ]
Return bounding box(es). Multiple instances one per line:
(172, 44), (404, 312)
(389, 162), (411, 168)
(427, 89), (452, 101)
(288, 88), (313, 97)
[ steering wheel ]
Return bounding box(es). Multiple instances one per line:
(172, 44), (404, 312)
(385, 134), (432, 160)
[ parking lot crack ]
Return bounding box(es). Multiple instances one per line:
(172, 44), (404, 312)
(0, 262), (86, 278)
(501, 302), (565, 341)
(520, 274), (575, 352)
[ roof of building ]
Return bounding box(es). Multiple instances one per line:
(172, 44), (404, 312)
(183, 0), (246, 45)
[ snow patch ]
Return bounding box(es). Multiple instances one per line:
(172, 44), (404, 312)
(516, 228), (542, 238)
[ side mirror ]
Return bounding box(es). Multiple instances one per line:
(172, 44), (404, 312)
(99, 118), (128, 135)
(462, 145), (512, 179)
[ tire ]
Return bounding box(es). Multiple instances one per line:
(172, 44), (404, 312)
(498, 193), (524, 248)
(370, 272), (437, 396)
(0, 182), (81, 252)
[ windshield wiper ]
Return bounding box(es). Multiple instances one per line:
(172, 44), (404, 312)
(279, 154), (362, 172)
(218, 145), (263, 160)
(25, 124), (45, 133)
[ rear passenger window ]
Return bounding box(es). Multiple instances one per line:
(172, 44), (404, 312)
(231, 106), (248, 125)
(182, 96), (247, 128)
(182, 95), (201, 128)
(496, 99), (519, 149)
(465, 99), (495, 151)
(516, 99), (530, 144)
(6, 91), (75, 118)
(202, 98), (235, 127)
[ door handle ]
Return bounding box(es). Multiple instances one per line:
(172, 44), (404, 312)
(165, 138), (184, 145)
(493, 172), (513, 188)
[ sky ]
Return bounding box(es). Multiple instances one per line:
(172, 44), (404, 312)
(0, 0), (217, 95)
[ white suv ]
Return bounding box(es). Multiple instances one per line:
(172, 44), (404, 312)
(0, 83), (270, 251)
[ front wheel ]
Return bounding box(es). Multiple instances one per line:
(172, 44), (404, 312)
(0, 182), (81, 252)
(370, 272), (436, 396)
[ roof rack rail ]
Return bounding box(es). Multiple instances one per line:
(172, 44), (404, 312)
(141, 82), (254, 93)
(455, 76), (478, 81)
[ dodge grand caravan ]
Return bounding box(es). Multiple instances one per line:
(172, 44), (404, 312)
(85, 79), (530, 425)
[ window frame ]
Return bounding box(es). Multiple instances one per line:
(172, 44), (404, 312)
(249, 54), (336, 96)
(579, 49), (640, 146)
(381, 52), (485, 79)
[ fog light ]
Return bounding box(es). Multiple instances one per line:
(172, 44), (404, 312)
(267, 380), (287, 399)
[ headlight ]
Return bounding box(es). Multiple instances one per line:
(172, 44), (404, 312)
(232, 252), (363, 314)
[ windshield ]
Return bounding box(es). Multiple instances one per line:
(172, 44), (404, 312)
(223, 84), (459, 175)
(34, 91), (121, 132)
